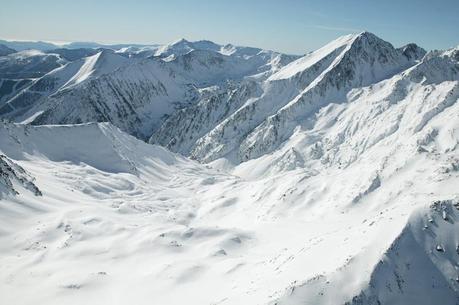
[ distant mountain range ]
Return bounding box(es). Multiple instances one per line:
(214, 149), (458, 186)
(0, 38), (299, 139)
(0, 38), (158, 51)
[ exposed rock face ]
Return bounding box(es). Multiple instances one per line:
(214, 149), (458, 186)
(0, 154), (41, 197)
(397, 43), (427, 62)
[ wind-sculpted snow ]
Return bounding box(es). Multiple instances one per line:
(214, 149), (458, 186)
(0, 117), (458, 305)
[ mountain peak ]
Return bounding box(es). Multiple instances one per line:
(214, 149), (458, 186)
(268, 31), (394, 81)
(355, 30), (375, 38)
(351, 31), (389, 45)
(398, 43), (427, 61)
(171, 38), (191, 46)
(155, 38), (195, 57)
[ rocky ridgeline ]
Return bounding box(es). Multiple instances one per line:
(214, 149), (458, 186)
(0, 154), (42, 197)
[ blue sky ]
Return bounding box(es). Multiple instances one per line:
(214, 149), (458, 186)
(1, 0), (457, 54)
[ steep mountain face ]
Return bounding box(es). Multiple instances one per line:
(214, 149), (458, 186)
(238, 45), (458, 167)
(0, 40), (298, 138)
(150, 80), (263, 154)
(0, 154), (41, 198)
(398, 43), (427, 62)
(0, 50), (65, 79)
(151, 32), (427, 163)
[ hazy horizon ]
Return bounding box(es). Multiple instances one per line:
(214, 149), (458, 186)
(1, 0), (458, 54)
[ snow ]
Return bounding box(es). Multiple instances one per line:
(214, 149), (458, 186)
(181, 33), (412, 163)
(268, 33), (357, 81)
(1, 33), (459, 305)
(1, 109), (458, 305)
(61, 51), (128, 89)
(64, 52), (101, 86)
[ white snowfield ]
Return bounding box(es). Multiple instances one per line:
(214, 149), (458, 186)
(0, 32), (459, 305)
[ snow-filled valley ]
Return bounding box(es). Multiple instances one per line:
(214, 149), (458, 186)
(0, 33), (459, 305)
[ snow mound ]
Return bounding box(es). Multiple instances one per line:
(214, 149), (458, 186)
(0, 122), (183, 174)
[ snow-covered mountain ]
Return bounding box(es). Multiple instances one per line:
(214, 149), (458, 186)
(0, 39), (298, 138)
(0, 154), (42, 198)
(1, 32), (458, 305)
(0, 39), (60, 52)
(151, 32), (429, 163)
(0, 39), (156, 52)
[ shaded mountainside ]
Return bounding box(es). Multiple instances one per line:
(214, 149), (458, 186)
(0, 39), (298, 139)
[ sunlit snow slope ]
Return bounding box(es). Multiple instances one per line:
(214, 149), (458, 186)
(0, 117), (458, 305)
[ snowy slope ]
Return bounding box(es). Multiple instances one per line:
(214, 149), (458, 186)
(0, 118), (458, 305)
(0, 33), (458, 305)
(0, 49), (70, 107)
